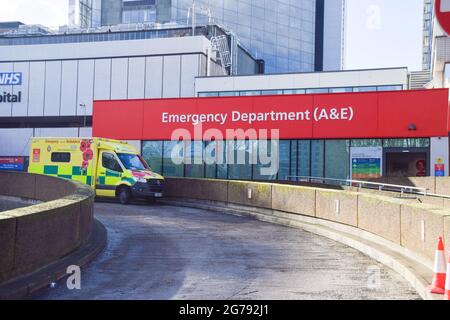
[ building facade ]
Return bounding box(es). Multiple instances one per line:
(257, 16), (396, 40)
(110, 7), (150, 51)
(77, 0), (345, 73)
(423, 0), (435, 71)
(69, 0), (102, 28)
(93, 88), (449, 180)
(420, 0), (450, 89)
(0, 26), (244, 159)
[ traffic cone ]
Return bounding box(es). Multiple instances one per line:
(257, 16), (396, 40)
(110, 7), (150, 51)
(445, 254), (450, 300)
(428, 236), (446, 294)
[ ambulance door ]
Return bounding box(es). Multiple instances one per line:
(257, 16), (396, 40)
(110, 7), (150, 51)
(95, 150), (124, 197)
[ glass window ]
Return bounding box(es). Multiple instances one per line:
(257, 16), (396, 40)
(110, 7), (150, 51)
(239, 90), (261, 96)
(261, 90), (283, 95)
(310, 140), (324, 178)
(51, 152), (71, 163)
(185, 141), (204, 178)
(253, 140), (277, 181)
(277, 140), (290, 180)
(117, 153), (148, 170)
(376, 85), (403, 91)
(383, 138), (430, 148)
(289, 140), (298, 178)
(354, 86), (377, 92)
(216, 141), (228, 179)
(306, 88), (329, 94)
(162, 141), (184, 177)
(102, 152), (122, 172)
(351, 139), (382, 147)
(219, 91), (239, 97)
(329, 87), (353, 93)
(283, 89), (306, 95)
(228, 140), (252, 180)
(142, 141), (163, 174)
(325, 140), (350, 180)
(198, 92), (219, 97)
(204, 141), (217, 179)
(298, 140), (311, 177)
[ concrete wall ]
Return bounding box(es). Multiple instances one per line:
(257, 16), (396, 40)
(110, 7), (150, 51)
(363, 177), (450, 196)
(164, 178), (450, 262)
(0, 172), (95, 284)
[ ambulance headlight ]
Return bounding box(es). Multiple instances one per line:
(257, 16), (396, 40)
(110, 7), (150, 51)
(133, 177), (147, 183)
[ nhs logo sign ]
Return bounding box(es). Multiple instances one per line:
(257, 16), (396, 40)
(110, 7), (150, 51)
(0, 72), (22, 85)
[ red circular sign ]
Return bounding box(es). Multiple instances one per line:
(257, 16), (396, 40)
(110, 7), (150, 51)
(436, 0), (450, 36)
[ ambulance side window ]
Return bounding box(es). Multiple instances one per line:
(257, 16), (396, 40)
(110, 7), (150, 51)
(51, 152), (71, 163)
(102, 152), (122, 172)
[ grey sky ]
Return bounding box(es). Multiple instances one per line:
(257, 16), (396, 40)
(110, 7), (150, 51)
(0, 0), (424, 71)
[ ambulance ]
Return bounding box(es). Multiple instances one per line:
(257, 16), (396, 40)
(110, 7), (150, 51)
(28, 137), (164, 204)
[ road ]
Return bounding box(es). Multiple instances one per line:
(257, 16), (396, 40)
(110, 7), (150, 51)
(35, 202), (420, 300)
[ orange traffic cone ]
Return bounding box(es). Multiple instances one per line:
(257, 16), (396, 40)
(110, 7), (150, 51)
(428, 236), (446, 294)
(445, 253), (450, 300)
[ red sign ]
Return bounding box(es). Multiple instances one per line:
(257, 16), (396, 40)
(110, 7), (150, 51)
(92, 89), (450, 141)
(32, 149), (40, 162)
(0, 157), (25, 171)
(436, 0), (450, 36)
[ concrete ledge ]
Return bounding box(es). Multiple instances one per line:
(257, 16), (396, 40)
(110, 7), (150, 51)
(0, 219), (107, 300)
(0, 172), (100, 296)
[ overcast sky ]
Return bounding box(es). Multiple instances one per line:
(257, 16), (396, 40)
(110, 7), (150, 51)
(0, 0), (424, 71)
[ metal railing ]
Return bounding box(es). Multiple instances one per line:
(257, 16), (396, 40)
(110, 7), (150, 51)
(285, 176), (429, 197)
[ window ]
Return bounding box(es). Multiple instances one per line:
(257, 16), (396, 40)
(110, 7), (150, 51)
(376, 85), (403, 91)
(239, 90), (261, 96)
(51, 152), (71, 163)
(283, 89), (305, 95)
(325, 140), (350, 180)
(354, 86), (377, 92)
(253, 140), (277, 181)
(216, 141), (228, 179)
(102, 153), (122, 172)
(142, 141), (163, 174)
(204, 141), (217, 178)
(219, 91), (239, 97)
(310, 140), (324, 178)
(306, 88), (329, 94)
(297, 140), (311, 177)
(198, 92), (219, 97)
(261, 90), (283, 96)
(383, 138), (430, 148)
(277, 140), (290, 180)
(351, 139), (382, 147)
(228, 140), (252, 180)
(185, 141), (204, 178)
(162, 141), (184, 177)
(329, 87), (353, 93)
(117, 153), (148, 170)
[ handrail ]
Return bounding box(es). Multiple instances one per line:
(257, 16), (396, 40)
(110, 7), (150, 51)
(285, 176), (428, 197)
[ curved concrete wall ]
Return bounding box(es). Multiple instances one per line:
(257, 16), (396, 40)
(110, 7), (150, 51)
(164, 178), (450, 263)
(365, 177), (450, 197)
(0, 172), (95, 284)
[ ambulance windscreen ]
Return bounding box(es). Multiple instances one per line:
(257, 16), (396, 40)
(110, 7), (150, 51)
(117, 153), (148, 170)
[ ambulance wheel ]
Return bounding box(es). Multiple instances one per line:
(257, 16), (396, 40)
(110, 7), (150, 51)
(118, 186), (131, 205)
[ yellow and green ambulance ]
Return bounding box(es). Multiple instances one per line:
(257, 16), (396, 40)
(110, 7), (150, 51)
(28, 137), (164, 204)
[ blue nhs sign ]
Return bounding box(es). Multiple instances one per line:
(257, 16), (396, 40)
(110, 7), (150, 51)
(0, 72), (22, 85)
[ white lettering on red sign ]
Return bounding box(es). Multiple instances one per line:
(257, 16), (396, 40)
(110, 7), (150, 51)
(161, 107), (353, 126)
